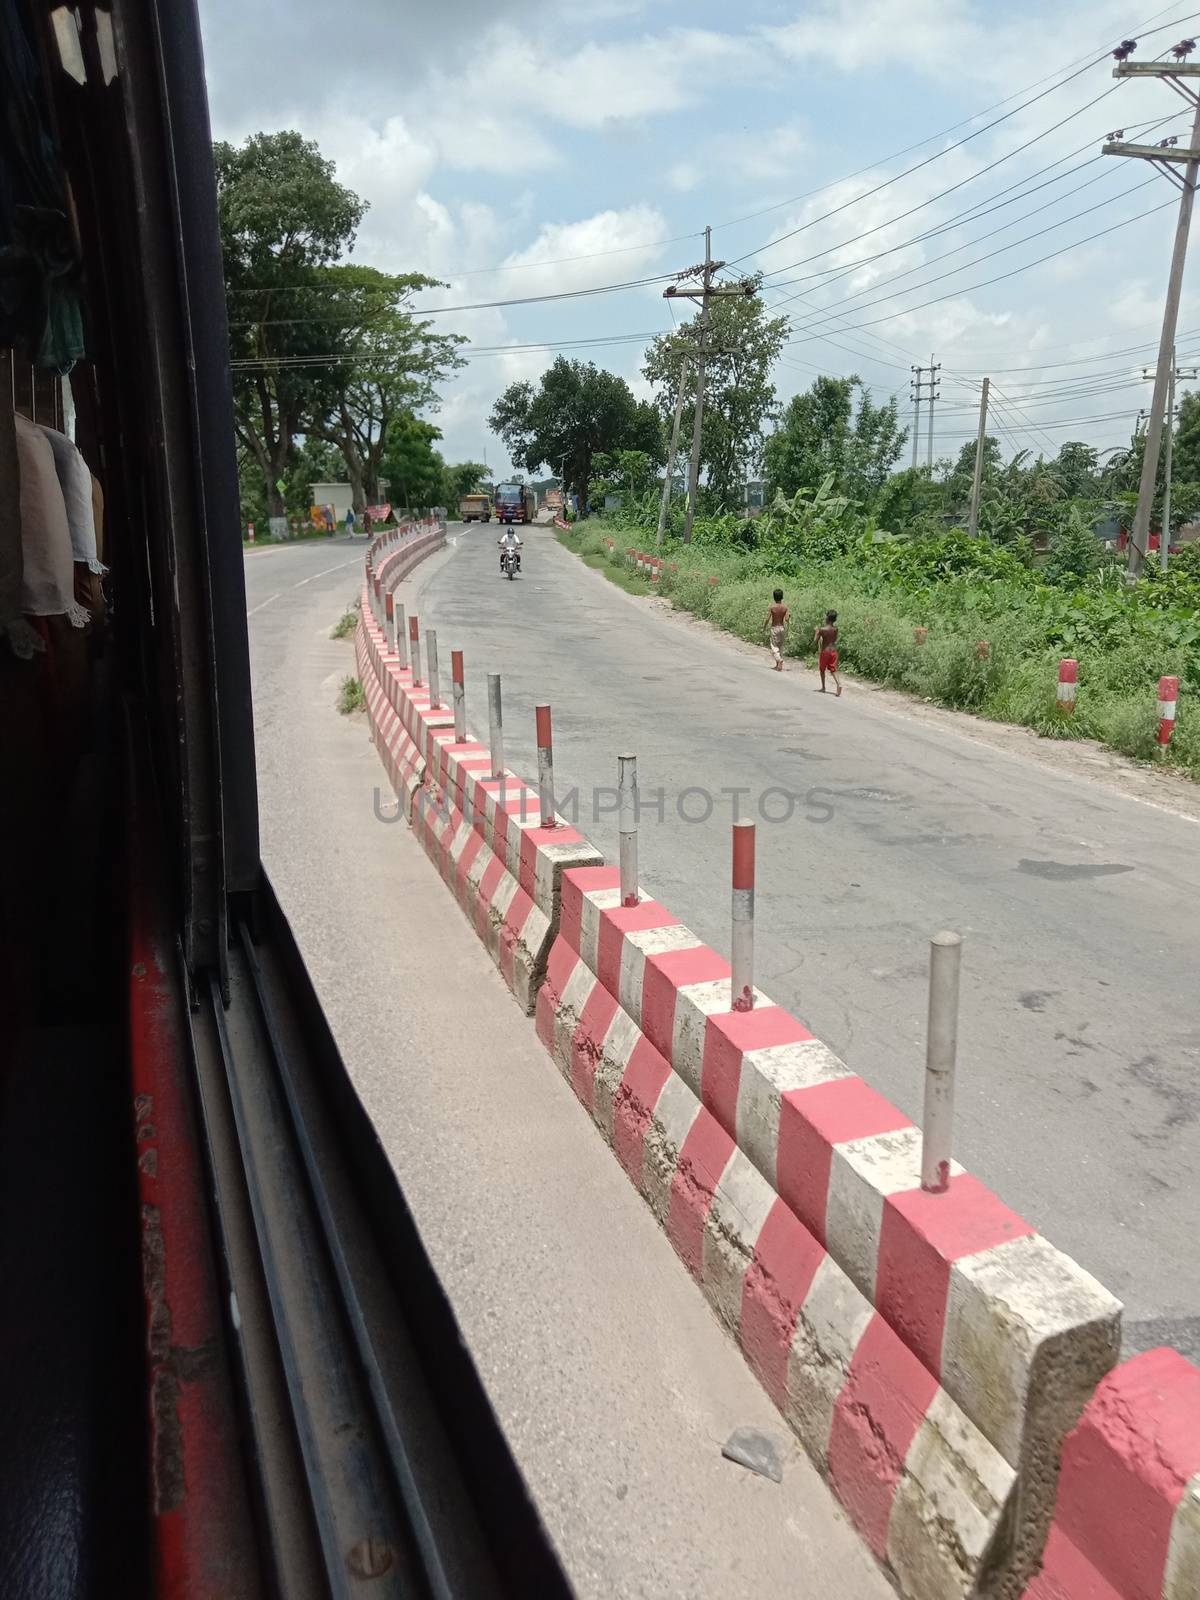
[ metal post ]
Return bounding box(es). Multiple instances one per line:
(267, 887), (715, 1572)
(926, 351), (938, 469)
(409, 616), (422, 687)
(618, 754), (638, 907)
(426, 628), (441, 708)
(487, 673), (504, 780)
(731, 821), (755, 1013)
(921, 931), (962, 1194)
(396, 604), (408, 671)
(683, 226), (712, 545)
(385, 591), (396, 653)
(535, 706), (557, 828)
(967, 377), (990, 539)
(1129, 94), (1200, 578)
(451, 649), (466, 741)
(656, 355), (691, 546)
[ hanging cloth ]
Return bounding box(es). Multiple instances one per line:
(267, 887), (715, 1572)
(38, 423), (103, 573)
(0, 386), (43, 659)
(13, 413), (87, 627)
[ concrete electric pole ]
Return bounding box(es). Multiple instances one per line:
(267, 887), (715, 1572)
(1141, 349), (1200, 570)
(664, 228), (757, 543)
(967, 378), (991, 539)
(1103, 37), (1200, 578)
(656, 355), (691, 545)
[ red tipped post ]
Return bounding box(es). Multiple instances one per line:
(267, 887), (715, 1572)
(731, 821), (755, 1013)
(409, 614), (422, 686)
(1057, 658), (1078, 714)
(384, 590), (396, 652)
(1158, 675), (1180, 750)
(535, 705), (557, 827)
(426, 628), (441, 708)
(451, 650), (466, 741)
(618, 755), (639, 907)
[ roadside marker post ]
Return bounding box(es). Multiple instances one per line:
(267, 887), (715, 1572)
(618, 754), (639, 907)
(1158, 675), (1180, 751)
(451, 650), (466, 741)
(535, 706), (557, 828)
(487, 674), (505, 781)
(921, 931), (962, 1194)
(731, 821), (755, 1013)
(1057, 658), (1078, 713)
(396, 605), (408, 671)
(426, 629), (441, 709)
(384, 590), (395, 653)
(409, 615), (422, 687)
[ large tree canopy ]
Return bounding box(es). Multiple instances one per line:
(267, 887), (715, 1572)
(215, 130), (366, 519)
(489, 357), (661, 512)
(763, 375), (908, 503)
(643, 288), (789, 507)
(306, 264), (466, 512)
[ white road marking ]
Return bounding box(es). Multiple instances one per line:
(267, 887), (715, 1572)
(246, 557), (361, 617)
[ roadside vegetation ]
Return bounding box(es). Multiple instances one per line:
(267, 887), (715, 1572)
(337, 676), (365, 715)
(563, 482), (1200, 776)
(331, 606), (358, 639)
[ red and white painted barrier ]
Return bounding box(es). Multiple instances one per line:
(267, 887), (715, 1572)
(535, 932), (1017, 1599)
(1158, 675), (1179, 750)
(1057, 659), (1078, 714)
(543, 863), (1119, 1595)
(247, 520), (255, 543)
(356, 596), (601, 1011)
(1024, 1347), (1200, 1600)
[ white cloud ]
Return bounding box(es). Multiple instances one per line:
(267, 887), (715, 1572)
(667, 161), (701, 193)
(496, 204), (672, 294)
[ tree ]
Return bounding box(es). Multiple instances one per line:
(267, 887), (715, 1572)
(1051, 441), (1099, 500)
(380, 413), (445, 512)
(1173, 389), (1200, 482)
(306, 264), (466, 512)
(215, 131), (367, 519)
(943, 435), (1002, 517)
(1044, 505), (1100, 586)
(489, 357), (662, 514)
(873, 465), (944, 534)
(643, 289), (789, 505)
(762, 375), (908, 502)
(444, 462), (491, 501)
(588, 449), (657, 505)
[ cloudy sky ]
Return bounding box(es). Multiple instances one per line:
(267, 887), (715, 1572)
(196, 0), (1200, 476)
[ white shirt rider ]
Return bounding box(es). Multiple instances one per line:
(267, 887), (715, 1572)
(498, 527), (523, 567)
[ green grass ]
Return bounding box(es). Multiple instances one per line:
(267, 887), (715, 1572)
(558, 520), (1200, 779)
(244, 526), (337, 548)
(331, 605), (358, 639)
(337, 676), (365, 715)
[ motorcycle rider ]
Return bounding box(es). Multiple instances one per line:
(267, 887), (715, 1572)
(498, 525), (523, 573)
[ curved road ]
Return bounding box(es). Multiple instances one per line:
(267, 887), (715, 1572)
(405, 521), (1200, 1359)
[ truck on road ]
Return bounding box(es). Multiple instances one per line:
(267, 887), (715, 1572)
(459, 491), (491, 523)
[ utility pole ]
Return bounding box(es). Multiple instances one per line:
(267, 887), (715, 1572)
(664, 227), (756, 543)
(1103, 36), (1200, 578)
(656, 355), (691, 545)
(910, 358), (940, 470)
(967, 378), (991, 539)
(1141, 349), (1199, 571)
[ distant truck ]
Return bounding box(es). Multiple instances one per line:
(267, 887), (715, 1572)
(494, 483), (535, 525)
(459, 492), (491, 523)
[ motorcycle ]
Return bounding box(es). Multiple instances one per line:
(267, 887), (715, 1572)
(500, 543), (520, 580)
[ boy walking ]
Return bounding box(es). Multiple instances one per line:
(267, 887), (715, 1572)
(763, 588), (789, 671)
(813, 609), (842, 696)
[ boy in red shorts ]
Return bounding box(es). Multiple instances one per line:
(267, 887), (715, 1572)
(813, 609), (842, 696)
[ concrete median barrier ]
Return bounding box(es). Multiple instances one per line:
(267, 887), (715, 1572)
(1023, 1347), (1200, 1600)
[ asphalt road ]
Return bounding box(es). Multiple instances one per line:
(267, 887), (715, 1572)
(398, 521), (1200, 1361)
(242, 533), (892, 1599)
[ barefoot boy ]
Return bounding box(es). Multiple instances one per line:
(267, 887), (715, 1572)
(813, 610), (842, 696)
(763, 588), (789, 671)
